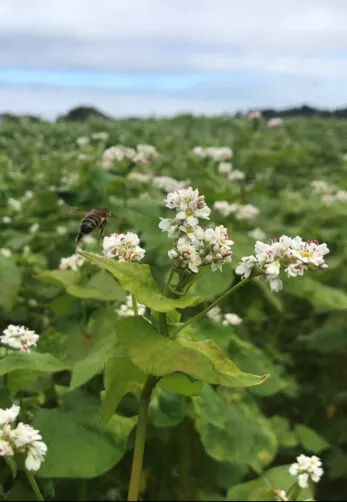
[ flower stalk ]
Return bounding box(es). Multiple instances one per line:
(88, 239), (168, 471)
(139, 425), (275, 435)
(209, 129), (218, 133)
(127, 375), (158, 502)
(25, 469), (44, 502)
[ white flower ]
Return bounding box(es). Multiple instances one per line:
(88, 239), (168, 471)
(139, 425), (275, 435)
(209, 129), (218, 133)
(192, 146), (232, 161)
(0, 248), (12, 258)
(23, 190), (33, 201)
(298, 473), (309, 489)
(153, 176), (188, 193)
(29, 223), (40, 234)
(8, 198), (22, 212)
(335, 190), (347, 203)
(311, 180), (332, 195)
(57, 226), (67, 235)
(268, 117), (283, 127)
(228, 169), (245, 181)
(222, 313), (243, 326)
(59, 254), (85, 271)
(76, 136), (89, 147)
(25, 441), (48, 471)
(168, 239), (202, 273)
(248, 228), (266, 241)
(234, 204), (259, 220)
(218, 162), (233, 175)
(274, 490), (288, 501)
(207, 306), (223, 323)
(1, 325), (39, 352)
(128, 172), (152, 183)
(248, 110), (262, 120)
(213, 201), (234, 217)
(289, 454), (323, 487)
(2, 216), (12, 224)
(0, 406), (20, 426)
(91, 131), (109, 141)
(10, 422), (42, 449)
(0, 439), (14, 456)
(102, 232), (145, 262)
(235, 255), (257, 279)
(0, 407), (47, 471)
(116, 295), (146, 317)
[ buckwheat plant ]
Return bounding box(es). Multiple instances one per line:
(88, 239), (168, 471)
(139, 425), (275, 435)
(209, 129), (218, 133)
(79, 186), (329, 501)
(273, 454), (323, 501)
(0, 405), (47, 501)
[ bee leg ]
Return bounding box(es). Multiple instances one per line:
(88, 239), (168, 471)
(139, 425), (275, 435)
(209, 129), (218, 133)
(76, 232), (84, 243)
(99, 221), (106, 240)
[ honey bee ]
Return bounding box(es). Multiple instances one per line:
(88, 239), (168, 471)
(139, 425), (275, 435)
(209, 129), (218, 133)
(70, 207), (117, 243)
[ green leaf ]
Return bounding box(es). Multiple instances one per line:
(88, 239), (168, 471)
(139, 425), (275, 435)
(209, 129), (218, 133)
(0, 255), (21, 311)
(0, 352), (69, 376)
(81, 252), (201, 312)
(149, 388), (186, 428)
(70, 337), (123, 390)
(100, 357), (145, 425)
(192, 385), (277, 471)
(116, 317), (268, 388)
(32, 392), (136, 478)
(159, 373), (203, 396)
(192, 265), (234, 299)
(227, 465), (313, 501)
(270, 416), (298, 448)
(36, 270), (79, 289)
(294, 424), (330, 453)
(284, 276), (347, 311)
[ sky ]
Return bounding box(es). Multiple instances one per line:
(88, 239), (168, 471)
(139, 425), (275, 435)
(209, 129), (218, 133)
(1, 0), (347, 119)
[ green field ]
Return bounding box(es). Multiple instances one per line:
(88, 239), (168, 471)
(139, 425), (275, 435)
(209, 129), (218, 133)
(1, 114), (347, 501)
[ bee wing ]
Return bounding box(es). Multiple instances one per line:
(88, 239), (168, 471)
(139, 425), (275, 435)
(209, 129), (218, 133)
(69, 207), (90, 217)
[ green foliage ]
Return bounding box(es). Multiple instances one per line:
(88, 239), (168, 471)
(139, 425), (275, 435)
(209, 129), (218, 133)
(81, 252), (201, 312)
(1, 114), (347, 500)
(116, 316), (267, 387)
(32, 392), (136, 478)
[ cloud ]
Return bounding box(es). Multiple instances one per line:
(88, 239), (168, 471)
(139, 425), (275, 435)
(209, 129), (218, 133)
(0, 0), (346, 116)
(0, 0), (347, 75)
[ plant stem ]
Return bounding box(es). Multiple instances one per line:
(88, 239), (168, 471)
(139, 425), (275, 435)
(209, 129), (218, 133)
(132, 295), (139, 316)
(174, 277), (251, 336)
(25, 470), (44, 502)
(164, 267), (175, 296)
(127, 375), (158, 502)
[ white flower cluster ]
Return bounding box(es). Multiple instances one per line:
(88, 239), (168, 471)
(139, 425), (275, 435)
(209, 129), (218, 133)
(0, 405), (47, 471)
(235, 235), (329, 293)
(217, 162), (245, 181)
(116, 295), (146, 317)
(1, 324), (39, 352)
(159, 187), (233, 273)
(213, 201), (260, 220)
(0, 248), (12, 258)
(207, 306), (243, 326)
(102, 232), (145, 262)
(248, 110), (262, 120)
(274, 490), (288, 501)
(311, 180), (347, 206)
(248, 228), (266, 241)
(192, 146), (233, 162)
(91, 131), (109, 141)
(102, 144), (160, 169)
(268, 117), (283, 128)
(153, 176), (189, 193)
(7, 191), (34, 214)
(61, 171), (80, 190)
(76, 136), (89, 148)
(127, 172), (153, 183)
(127, 172), (189, 193)
(59, 253), (85, 271)
(289, 454), (323, 488)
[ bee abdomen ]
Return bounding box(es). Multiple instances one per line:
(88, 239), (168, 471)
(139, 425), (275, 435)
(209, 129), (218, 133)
(80, 214), (101, 234)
